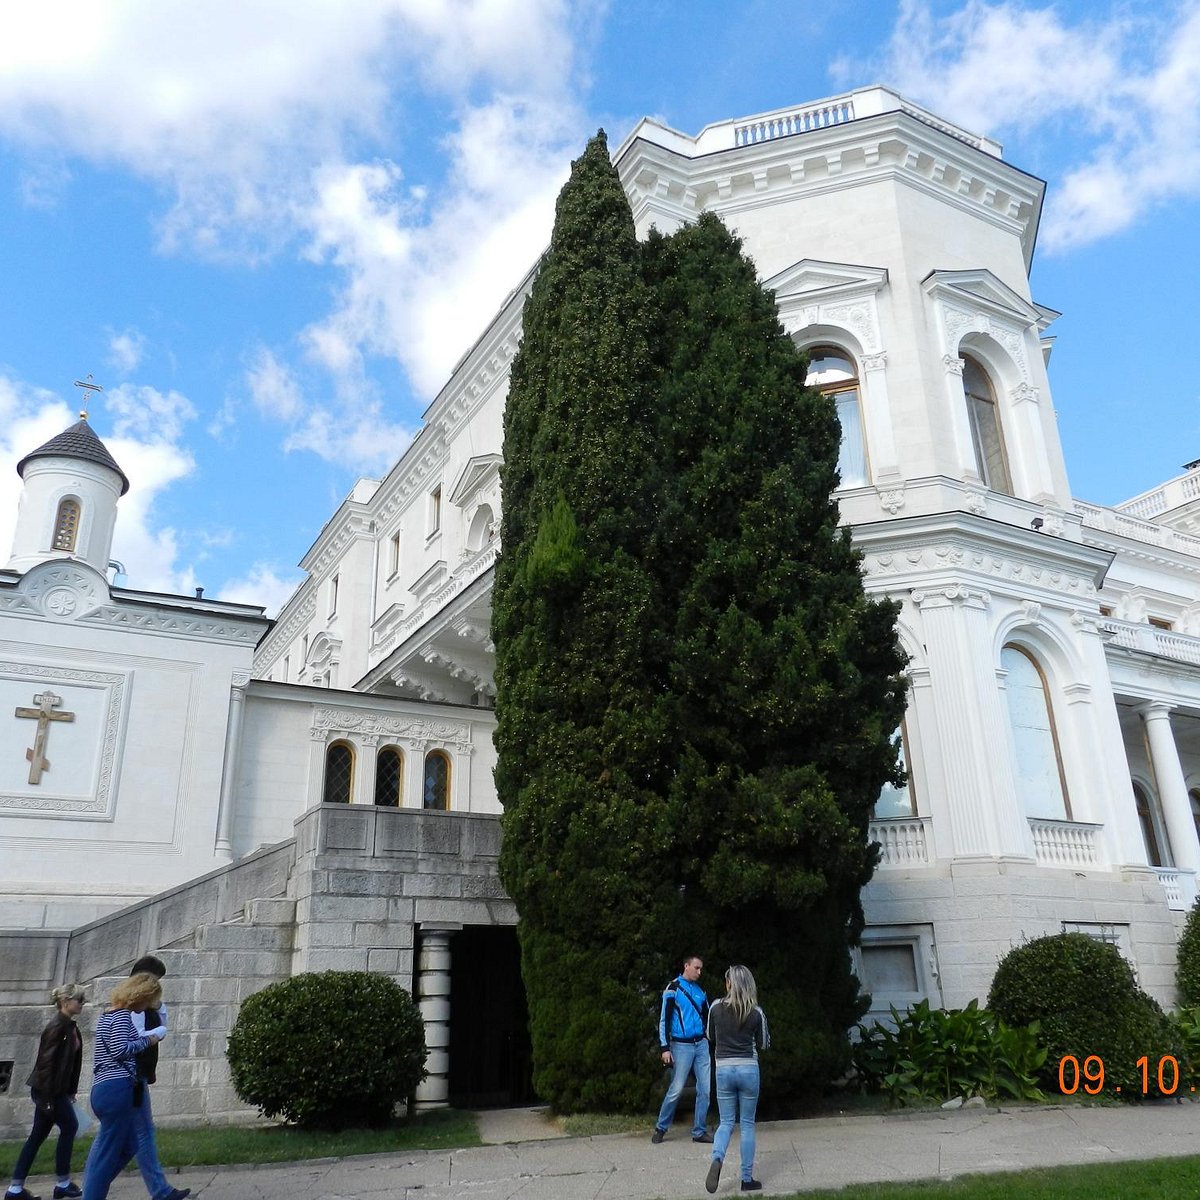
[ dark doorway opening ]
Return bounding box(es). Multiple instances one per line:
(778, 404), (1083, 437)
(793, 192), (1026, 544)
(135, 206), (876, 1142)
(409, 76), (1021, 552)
(447, 925), (535, 1107)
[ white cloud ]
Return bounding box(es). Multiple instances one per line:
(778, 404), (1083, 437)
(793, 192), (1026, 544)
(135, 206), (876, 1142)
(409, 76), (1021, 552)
(107, 328), (147, 374)
(245, 348), (304, 422)
(216, 562), (303, 618)
(105, 383), (196, 443)
(857, 0), (1200, 251)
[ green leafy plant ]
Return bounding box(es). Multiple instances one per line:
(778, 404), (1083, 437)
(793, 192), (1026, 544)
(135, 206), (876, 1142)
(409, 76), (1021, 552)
(1169, 1006), (1200, 1091)
(226, 970), (427, 1129)
(1176, 899), (1200, 1006)
(853, 1000), (1045, 1105)
(988, 933), (1181, 1099)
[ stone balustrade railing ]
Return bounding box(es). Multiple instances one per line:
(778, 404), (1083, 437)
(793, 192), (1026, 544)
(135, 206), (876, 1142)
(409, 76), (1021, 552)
(1075, 499), (1200, 558)
(870, 816), (932, 867)
(1100, 618), (1200, 667)
(1116, 469), (1200, 522)
(396, 542), (498, 644)
(735, 99), (855, 146)
(1153, 866), (1198, 912)
(1028, 817), (1101, 868)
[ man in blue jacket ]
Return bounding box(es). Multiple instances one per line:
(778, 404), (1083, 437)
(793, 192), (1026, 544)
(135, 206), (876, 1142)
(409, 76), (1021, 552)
(651, 955), (711, 1143)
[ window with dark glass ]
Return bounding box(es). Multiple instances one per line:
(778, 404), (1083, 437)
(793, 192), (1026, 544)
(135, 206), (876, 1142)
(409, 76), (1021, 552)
(873, 721), (916, 819)
(804, 346), (868, 487)
(423, 751), (450, 810)
(323, 742), (354, 804)
(1134, 781), (1169, 868)
(52, 498), (81, 552)
(375, 747), (403, 807)
(962, 355), (1012, 494)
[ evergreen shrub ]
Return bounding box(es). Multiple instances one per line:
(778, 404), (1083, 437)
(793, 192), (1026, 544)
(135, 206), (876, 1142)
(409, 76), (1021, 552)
(853, 1000), (1045, 1105)
(226, 971), (427, 1128)
(1176, 898), (1200, 1005)
(988, 933), (1181, 1098)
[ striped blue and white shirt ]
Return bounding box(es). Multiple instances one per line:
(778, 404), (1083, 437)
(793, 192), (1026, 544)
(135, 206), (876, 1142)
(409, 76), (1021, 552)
(92, 1008), (154, 1086)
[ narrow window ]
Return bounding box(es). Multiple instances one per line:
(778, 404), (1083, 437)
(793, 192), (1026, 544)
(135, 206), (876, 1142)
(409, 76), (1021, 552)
(423, 750), (450, 810)
(1134, 782), (1170, 868)
(467, 503), (495, 552)
(1148, 616), (1173, 631)
(804, 347), (868, 487)
(283, 654), (290, 680)
(430, 486), (443, 536)
(962, 355), (1012, 494)
(389, 531), (401, 578)
(375, 747), (403, 807)
(873, 721), (916, 818)
(1001, 645), (1070, 820)
(52, 498), (81, 552)
(302, 633), (310, 665)
(329, 574), (340, 617)
(323, 742), (354, 804)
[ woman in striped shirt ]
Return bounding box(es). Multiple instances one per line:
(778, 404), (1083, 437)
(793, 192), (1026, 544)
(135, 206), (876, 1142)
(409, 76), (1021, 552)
(704, 965), (770, 1195)
(82, 974), (164, 1200)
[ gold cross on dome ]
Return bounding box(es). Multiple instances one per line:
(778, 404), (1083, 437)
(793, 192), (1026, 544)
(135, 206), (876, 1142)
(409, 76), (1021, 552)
(14, 690), (76, 784)
(73, 374), (104, 419)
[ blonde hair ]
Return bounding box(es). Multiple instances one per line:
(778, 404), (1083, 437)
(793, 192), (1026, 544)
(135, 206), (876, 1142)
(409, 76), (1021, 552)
(725, 964), (757, 1025)
(110, 971), (162, 1012)
(51, 983), (86, 1008)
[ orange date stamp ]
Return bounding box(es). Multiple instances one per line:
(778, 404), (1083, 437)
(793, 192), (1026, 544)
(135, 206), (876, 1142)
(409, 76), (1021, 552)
(1058, 1054), (1190, 1095)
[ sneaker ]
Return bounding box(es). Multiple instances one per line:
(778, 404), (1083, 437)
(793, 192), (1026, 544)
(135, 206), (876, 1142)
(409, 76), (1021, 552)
(160, 1191), (191, 1200)
(8, 1190), (41, 1200)
(693, 1131), (714, 1143)
(651, 1128), (666, 1144)
(705, 1158), (722, 1194)
(53, 1188), (82, 1200)
(741, 1181), (763, 1192)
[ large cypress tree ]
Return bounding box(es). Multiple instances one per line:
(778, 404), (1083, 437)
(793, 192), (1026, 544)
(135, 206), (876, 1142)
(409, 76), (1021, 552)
(640, 213), (909, 1105)
(492, 132), (672, 1112)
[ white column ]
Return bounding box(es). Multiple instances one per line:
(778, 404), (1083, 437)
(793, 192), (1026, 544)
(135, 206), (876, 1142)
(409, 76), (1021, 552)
(213, 672), (250, 858)
(413, 929), (455, 1110)
(859, 351), (901, 481)
(353, 735), (379, 806)
(914, 584), (1030, 858)
(1140, 703), (1200, 873)
(939, 354), (980, 481)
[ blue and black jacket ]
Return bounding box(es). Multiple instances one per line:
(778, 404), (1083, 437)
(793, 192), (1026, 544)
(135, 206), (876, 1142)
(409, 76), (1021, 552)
(658, 975), (710, 1053)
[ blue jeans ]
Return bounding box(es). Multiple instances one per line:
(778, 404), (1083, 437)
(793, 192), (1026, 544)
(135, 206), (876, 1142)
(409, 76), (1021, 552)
(12, 1092), (78, 1182)
(654, 1038), (710, 1138)
(712, 1062), (760, 1183)
(133, 1087), (172, 1199)
(83, 1078), (139, 1200)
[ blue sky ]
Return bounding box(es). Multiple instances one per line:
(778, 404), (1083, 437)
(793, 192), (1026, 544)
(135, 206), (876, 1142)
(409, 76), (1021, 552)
(1, 0), (1197, 612)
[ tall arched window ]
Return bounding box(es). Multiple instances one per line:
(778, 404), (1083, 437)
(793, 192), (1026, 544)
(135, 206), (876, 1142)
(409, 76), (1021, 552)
(375, 747), (403, 807)
(873, 721), (916, 818)
(423, 751), (450, 810)
(1001, 645), (1070, 820)
(52, 497), (81, 552)
(804, 346), (868, 487)
(1134, 781), (1170, 868)
(467, 503), (495, 552)
(962, 355), (1012, 495)
(323, 742), (354, 804)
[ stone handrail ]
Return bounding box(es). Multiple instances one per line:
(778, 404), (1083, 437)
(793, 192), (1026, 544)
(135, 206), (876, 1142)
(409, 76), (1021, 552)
(1028, 817), (1101, 868)
(1117, 469), (1200, 522)
(1153, 866), (1198, 912)
(1100, 618), (1200, 667)
(1075, 499), (1200, 559)
(735, 99), (855, 146)
(870, 816), (932, 867)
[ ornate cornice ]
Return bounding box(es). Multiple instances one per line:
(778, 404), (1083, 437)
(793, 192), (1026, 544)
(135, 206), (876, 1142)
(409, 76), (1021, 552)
(310, 706), (475, 751)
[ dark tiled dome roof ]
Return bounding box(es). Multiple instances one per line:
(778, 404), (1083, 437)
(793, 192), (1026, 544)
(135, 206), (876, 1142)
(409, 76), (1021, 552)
(16, 418), (130, 495)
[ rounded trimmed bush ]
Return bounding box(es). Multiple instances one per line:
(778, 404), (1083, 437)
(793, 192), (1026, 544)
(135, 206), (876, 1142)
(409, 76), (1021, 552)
(988, 933), (1180, 1098)
(1177, 899), (1200, 1006)
(227, 970), (427, 1128)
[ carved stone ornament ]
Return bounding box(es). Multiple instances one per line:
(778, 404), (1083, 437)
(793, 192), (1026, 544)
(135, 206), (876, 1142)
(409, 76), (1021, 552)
(876, 486), (906, 515)
(910, 584), (991, 610)
(311, 707), (474, 751)
(942, 354), (965, 377)
(860, 351), (888, 373)
(964, 491), (988, 515)
(19, 564), (105, 620)
(1021, 600), (1042, 624)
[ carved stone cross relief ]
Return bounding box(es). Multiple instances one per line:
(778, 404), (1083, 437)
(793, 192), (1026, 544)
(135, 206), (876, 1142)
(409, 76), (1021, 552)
(14, 690), (75, 784)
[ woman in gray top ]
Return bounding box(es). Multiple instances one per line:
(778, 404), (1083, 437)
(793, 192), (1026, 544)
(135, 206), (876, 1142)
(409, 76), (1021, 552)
(704, 965), (769, 1194)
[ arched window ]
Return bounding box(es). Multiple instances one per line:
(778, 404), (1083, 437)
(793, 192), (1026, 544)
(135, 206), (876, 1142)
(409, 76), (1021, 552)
(52, 497), (81, 552)
(323, 742), (354, 804)
(375, 747), (403, 807)
(423, 750), (450, 810)
(467, 503), (495, 552)
(873, 721), (916, 819)
(1001, 645), (1070, 820)
(1134, 781), (1170, 868)
(804, 346), (868, 487)
(962, 355), (1012, 495)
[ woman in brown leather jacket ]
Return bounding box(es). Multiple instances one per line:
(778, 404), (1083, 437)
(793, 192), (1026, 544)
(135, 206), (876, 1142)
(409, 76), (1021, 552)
(6, 983), (87, 1200)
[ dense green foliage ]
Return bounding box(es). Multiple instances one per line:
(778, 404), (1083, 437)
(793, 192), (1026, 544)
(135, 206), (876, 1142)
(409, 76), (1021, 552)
(1176, 897), (1200, 1005)
(1169, 1005), (1200, 1090)
(853, 1000), (1046, 1105)
(494, 133), (907, 1112)
(226, 971), (427, 1128)
(988, 933), (1180, 1098)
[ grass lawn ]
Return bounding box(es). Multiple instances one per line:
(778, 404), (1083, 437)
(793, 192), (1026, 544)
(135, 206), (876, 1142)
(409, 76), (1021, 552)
(770, 1154), (1200, 1198)
(0, 1107), (479, 1176)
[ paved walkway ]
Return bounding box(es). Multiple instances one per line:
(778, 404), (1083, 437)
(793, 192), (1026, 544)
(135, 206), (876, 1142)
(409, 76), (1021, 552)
(29, 1102), (1200, 1199)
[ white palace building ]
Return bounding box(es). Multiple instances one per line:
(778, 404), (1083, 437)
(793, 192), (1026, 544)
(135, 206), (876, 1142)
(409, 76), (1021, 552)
(3, 85), (1200, 1127)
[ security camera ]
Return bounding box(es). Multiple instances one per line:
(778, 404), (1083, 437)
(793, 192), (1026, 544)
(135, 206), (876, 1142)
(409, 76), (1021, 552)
(1030, 517), (1044, 531)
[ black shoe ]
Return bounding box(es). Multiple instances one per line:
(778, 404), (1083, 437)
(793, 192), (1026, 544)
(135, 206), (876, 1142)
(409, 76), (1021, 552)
(705, 1159), (722, 1194)
(741, 1181), (763, 1192)
(651, 1127), (666, 1143)
(161, 1190), (191, 1200)
(53, 1187), (82, 1200)
(8, 1189), (41, 1200)
(693, 1131), (713, 1143)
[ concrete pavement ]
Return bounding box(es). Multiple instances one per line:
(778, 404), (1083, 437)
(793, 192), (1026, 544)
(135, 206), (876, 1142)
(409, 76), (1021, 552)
(27, 1101), (1200, 1199)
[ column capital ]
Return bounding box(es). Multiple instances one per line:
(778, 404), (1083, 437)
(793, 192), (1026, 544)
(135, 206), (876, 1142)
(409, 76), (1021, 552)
(1137, 700), (1176, 720)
